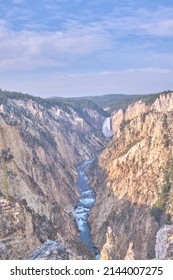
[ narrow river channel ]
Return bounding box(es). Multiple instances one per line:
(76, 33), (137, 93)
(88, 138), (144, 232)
(74, 159), (100, 259)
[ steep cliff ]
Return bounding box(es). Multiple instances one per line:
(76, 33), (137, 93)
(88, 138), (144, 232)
(89, 92), (173, 259)
(0, 93), (105, 259)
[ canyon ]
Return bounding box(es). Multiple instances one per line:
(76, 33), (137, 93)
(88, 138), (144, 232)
(0, 91), (173, 259)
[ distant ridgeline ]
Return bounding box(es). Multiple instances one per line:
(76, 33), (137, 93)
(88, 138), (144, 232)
(0, 89), (108, 117)
(0, 89), (172, 115)
(86, 90), (173, 113)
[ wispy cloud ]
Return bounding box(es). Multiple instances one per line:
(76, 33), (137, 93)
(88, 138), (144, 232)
(99, 6), (173, 38)
(12, 0), (25, 4)
(1, 6), (173, 71)
(0, 0), (173, 95)
(140, 19), (173, 36)
(0, 21), (112, 70)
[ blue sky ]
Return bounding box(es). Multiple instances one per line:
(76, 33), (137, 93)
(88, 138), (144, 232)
(0, 0), (173, 97)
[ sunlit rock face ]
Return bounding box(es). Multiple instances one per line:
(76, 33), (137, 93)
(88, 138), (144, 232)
(0, 96), (105, 259)
(124, 242), (135, 260)
(89, 92), (173, 260)
(102, 117), (114, 138)
(100, 227), (115, 260)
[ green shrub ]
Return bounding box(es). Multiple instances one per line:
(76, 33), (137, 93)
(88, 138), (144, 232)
(151, 158), (173, 224)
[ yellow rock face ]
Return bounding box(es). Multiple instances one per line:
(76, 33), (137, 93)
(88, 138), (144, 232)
(89, 92), (173, 259)
(0, 97), (104, 259)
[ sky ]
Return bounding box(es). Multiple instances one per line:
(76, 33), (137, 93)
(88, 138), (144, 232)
(0, 0), (173, 97)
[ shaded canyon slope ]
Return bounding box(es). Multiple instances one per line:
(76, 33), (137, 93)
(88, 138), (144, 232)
(0, 94), (105, 259)
(88, 92), (173, 260)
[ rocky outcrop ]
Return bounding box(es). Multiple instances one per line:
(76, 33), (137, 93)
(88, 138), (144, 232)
(112, 92), (173, 136)
(0, 95), (105, 259)
(100, 227), (115, 260)
(124, 242), (135, 260)
(28, 239), (84, 260)
(28, 238), (95, 260)
(0, 196), (40, 259)
(155, 225), (173, 260)
(89, 92), (173, 259)
(28, 240), (70, 260)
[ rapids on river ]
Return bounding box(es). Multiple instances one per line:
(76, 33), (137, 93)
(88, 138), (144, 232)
(74, 159), (100, 259)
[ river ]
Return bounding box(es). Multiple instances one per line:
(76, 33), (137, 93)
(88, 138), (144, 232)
(74, 159), (100, 259)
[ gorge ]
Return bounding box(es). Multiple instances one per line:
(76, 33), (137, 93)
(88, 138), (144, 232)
(0, 90), (173, 259)
(74, 159), (99, 259)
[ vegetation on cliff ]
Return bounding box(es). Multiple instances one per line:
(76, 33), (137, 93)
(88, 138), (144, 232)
(151, 157), (173, 224)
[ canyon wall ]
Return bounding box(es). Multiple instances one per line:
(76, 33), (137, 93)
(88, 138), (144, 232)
(0, 96), (104, 259)
(89, 92), (173, 259)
